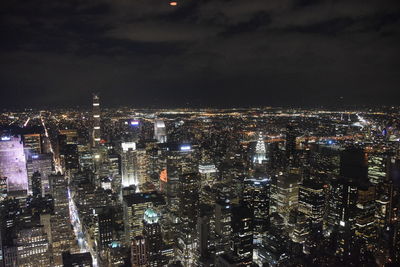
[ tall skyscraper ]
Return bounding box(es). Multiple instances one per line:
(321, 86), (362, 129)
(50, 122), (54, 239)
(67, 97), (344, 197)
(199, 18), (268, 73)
(123, 191), (165, 243)
(154, 120), (167, 143)
(285, 125), (297, 160)
(176, 173), (200, 266)
(231, 205), (254, 266)
(243, 177), (270, 231)
(121, 142), (138, 187)
(271, 171), (299, 222)
(298, 180), (325, 224)
(253, 132), (267, 164)
(143, 208), (165, 266)
(0, 135), (28, 193)
(49, 173), (74, 265)
(26, 153), (52, 196)
(92, 93), (101, 148)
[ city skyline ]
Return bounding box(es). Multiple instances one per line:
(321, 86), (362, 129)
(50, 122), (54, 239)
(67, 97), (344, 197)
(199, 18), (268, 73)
(1, 1), (400, 266)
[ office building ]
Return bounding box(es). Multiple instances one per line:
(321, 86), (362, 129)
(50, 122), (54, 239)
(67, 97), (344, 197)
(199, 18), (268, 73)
(154, 120), (167, 143)
(0, 135), (28, 192)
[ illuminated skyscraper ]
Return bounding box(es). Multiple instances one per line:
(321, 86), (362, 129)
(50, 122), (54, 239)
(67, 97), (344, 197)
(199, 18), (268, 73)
(131, 236), (148, 267)
(16, 226), (52, 267)
(231, 205), (254, 265)
(26, 153), (52, 196)
(176, 173), (200, 266)
(92, 93), (101, 147)
(49, 173), (74, 265)
(243, 177), (270, 231)
(154, 120), (167, 143)
(0, 135), (28, 193)
(58, 129), (78, 145)
(270, 170), (299, 223)
(143, 208), (166, 266)
(121, 142), (138, 187)
(298, 180), (325, 224)
(23, 133), (42, 155)
(368, 154), (386, 185)
(123, 191), (165, 243)
(253, 132), (267, 164)
(93, 207), (114, 249)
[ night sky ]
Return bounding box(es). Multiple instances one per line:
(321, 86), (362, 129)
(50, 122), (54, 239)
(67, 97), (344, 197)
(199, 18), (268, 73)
(1, 0), (400, 108)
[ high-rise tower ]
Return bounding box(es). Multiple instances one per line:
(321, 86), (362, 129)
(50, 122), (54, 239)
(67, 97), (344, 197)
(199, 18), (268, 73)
(253, 132), (267, 164)
(154, 120), (167, 143)
(92, 93), (101, 147)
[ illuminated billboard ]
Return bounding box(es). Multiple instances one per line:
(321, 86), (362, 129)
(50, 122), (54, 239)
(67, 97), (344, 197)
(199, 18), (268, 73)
(130, 120), (140, 126)
(180, 145), (191, 151)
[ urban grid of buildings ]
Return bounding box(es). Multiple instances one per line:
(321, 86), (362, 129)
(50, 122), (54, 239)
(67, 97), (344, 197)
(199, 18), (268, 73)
(0, 95), (399, 266)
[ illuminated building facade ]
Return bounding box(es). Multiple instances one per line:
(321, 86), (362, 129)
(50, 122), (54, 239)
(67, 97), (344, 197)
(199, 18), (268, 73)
(93, 206), (114, 249)
(154, 120), (167, 143)
(49, 174), (74, 266)
(23, 133), (42, 155)
(298, 181), (325, 223)
(123, 191), (165, 243)
(231, 205), (254, 266)
(59, 129), (78, 145)
(176, 173), (200, 266)
(215, 199), (233, 255)
(121, 142), (138, 187)
(0, 135), (28, 192)
(131, 235), (148, 267)
(0, 176), (7, 200)
(243, 178), (270, 231)
(368, 154), (386, 185)
(271, 171), (299, 223)
(92, 93), (101, 147)
(143, 208), (167, 266)
(253, 132), (267, 164)
(355, 185), (376, 243)
(199, 163), (218, 188)
(16, 226), (52, 267)
(31, 172), (42, 198)
(26, 153), (52, 196)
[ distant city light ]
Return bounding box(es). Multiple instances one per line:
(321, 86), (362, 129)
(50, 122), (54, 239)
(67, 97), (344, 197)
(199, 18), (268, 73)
(180, 145), (191, 151)
(170, 1), (178, 6)
(122, 142), (136, 151)
(130, 120), (139, 126)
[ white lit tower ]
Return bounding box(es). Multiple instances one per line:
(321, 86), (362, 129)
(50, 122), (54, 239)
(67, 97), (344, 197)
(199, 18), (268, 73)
(253, 132), (267, 164)
(92, 93), (101, 147)
(154, 120), (167, 143)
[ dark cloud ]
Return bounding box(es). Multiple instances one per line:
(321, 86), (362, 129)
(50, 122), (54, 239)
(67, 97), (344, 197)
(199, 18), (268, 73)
(1, 0), (400, 108)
